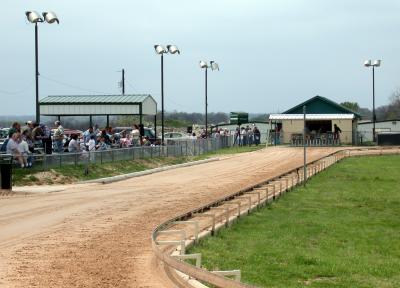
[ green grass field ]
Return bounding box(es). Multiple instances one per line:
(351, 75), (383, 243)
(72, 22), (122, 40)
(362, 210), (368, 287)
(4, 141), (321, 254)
(189, 155), (400, 287)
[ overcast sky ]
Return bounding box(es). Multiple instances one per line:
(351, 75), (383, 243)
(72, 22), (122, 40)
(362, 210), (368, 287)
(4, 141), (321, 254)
(1, 0), (399, 116)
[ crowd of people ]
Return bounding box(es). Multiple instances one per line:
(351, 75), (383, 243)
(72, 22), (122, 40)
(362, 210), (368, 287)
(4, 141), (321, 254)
(233, 125), (262, 146)
(0, 121), (155, 168)
(0, 120), (265, 168)
(0, 121), (50, 168)
(73, 124), (156, 152)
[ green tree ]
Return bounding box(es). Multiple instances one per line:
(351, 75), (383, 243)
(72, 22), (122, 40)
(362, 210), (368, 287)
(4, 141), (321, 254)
(340, 101), (360, 112)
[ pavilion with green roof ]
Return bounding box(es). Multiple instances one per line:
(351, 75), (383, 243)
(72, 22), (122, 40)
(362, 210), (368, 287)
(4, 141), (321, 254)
(269, 95), (361, 145)
(39, 94), (157, 128)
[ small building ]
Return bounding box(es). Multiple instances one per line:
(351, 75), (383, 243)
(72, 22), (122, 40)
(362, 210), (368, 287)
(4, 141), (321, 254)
(358, 119), (400, 142)
(269, 95), (361, 145)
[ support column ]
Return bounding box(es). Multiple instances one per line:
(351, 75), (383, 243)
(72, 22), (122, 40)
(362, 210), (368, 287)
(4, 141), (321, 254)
(139, 104), (143, 126)
(154, 114), (157, 141)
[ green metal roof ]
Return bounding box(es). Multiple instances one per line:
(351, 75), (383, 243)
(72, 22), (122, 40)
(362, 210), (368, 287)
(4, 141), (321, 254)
(284, 95), (362, 118)
(40, 94), (152, 104)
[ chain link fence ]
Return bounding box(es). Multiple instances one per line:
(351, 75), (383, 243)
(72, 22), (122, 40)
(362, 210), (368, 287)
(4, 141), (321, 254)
(26, 136), (237, 170)
(267, 131), (366, 146)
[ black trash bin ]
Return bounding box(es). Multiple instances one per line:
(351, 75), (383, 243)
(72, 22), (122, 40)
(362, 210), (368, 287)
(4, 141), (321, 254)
(0, 155), (13, 190)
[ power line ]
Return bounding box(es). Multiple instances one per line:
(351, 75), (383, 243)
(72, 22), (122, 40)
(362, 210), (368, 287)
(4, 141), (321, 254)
(40, 74), (113, 94)
(125, 80), (140, 93)
(0, 81), (35, 96)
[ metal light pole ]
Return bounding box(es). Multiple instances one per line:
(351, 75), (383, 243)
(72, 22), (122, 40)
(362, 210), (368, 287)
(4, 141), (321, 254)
(161, 53), (164, 143)
(26, 11), (59, 124)
(199, 60), (219, 138)
(205, 68), (208, 138)
(303, 105), (307, 186)
(154, 45), (180, 145)
(364, 59), (381, 142)
(35, 22), (40, 124)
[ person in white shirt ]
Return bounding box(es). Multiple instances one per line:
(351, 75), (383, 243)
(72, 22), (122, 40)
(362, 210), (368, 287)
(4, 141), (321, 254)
(68, 134), (80, 153)
(86, 135), (97, 162)
(18, 137), (31, 167)
(130, 124), (140, 146)
(7, 132), (26, 168)
(87, 135), (96, 151)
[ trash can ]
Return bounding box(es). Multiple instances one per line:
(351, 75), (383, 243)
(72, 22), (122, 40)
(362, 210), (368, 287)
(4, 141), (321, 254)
(0, 154), (13, 190)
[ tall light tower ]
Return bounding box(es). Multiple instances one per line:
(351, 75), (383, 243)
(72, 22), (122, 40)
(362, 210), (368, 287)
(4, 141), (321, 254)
(154, 45), (180, 145)
(199, 60), (219, 138)
(364, 59), (382, 142)
(25, 11), (59, 124)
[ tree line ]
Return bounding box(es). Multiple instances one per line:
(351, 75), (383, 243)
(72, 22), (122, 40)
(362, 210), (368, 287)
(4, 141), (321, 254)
(341, 88), (400, 121)
(2, 89), (400, 129)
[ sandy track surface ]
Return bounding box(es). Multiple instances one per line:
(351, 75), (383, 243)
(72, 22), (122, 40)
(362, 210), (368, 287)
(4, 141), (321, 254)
(0, 147), (342, 288)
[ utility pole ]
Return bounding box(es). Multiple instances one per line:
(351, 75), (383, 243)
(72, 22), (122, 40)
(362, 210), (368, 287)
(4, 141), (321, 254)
(122, 68), (125, 95)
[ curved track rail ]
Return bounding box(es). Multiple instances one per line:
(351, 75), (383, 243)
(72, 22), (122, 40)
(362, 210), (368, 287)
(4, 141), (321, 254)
(152, 147), (400, 288)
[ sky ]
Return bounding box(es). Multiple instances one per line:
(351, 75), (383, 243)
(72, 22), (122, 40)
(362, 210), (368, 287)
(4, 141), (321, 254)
(1, 0), (399, 116)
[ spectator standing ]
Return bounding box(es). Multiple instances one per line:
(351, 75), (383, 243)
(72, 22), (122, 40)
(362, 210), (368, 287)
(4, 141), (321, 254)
(333, 124), (342, 143)
(87, 135), (97, 162)
(18, 134), (32, 167)
(87, 135), (96, 151)
(241, 127), (246, 146)
(53, 121), (64, 153)
(233, 126), (240, 146)
(21, 121), (33, 137)
(31, 123), (44, 147)
(131, 124), (140, 146)
(21, 129), (34, 157)
(68, 134), (80, 153)
(139, 124), (145, 145)
(253, 126), (261, 145)
(247, 125), (254, 146)
(41, 124), (52, 154)
(7, 132), (27, 168)
(83, 126), (95, 144)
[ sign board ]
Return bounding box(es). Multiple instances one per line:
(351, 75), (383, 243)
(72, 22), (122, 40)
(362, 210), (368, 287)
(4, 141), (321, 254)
(230, 112), (248, 126)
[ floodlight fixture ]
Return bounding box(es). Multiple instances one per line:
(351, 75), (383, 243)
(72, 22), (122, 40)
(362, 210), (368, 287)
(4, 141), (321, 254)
(42, 11), (59, 24)
(154, 45), (166, 54)
(210, 61), (219, 71)
(364, 60), (372, 67)
(26, 11), (43, 23)
(199, 60), (208, 68)
(373, 59), (381, 67)
(167, 45), (180, 54)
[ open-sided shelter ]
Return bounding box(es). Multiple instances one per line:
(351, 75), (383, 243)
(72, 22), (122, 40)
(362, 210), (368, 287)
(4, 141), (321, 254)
(39, 94), (157, 128)
(269, 95), (361, 144)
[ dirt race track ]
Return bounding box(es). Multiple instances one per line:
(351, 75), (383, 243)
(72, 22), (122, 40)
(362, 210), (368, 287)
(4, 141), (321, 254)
(0, 147), (344, 287)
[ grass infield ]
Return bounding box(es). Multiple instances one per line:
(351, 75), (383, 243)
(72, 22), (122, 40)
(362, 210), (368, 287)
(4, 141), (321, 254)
(189, 155), (400, 287)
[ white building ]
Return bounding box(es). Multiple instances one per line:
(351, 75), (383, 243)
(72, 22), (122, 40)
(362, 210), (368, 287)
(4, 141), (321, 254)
(357, 119), (400, 142)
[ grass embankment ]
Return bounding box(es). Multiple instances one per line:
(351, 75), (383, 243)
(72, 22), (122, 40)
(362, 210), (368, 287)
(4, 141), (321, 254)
(13, 145), (263, 186)
(189, 155), (400, 288)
